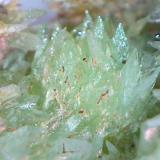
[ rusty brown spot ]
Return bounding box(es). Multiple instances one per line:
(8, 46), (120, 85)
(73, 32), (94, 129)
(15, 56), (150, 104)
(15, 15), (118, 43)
(97, 90), (109, 104)
(0, 119), (6, 133)
(59, 66), (65, 73)
(64, 76), (68, 84)
(75, 72), (81, 82)
(6, 127), (17, 132)
(43, 64), (49, 81)
(75, 92), (80, 99)
(92, 58), (97, 66)
(67, 133), (77, 138)
(78, 109), (84, 114)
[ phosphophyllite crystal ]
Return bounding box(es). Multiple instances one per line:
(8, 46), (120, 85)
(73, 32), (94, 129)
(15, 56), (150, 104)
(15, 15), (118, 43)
(0, 14), (160, 159)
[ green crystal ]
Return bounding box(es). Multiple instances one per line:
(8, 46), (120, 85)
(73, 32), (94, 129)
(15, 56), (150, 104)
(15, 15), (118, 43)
(32, 16), (159, 156)
(0, 15), (159, 159)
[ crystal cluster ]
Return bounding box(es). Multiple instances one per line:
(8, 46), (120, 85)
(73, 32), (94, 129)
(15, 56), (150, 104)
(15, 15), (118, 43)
(0, 14), (159, 159)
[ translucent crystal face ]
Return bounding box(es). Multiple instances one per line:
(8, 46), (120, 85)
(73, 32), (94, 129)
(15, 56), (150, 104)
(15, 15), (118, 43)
(148, 33), (160, 50)
(154, 33), (160, 41)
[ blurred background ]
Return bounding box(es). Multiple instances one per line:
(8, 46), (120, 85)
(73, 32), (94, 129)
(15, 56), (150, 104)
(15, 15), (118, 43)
(0, 0), (160, 60)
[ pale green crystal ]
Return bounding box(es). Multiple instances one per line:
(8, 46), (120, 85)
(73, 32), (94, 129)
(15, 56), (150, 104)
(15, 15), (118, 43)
(32, 15), (159, 149)
(0, 15), (159, 160)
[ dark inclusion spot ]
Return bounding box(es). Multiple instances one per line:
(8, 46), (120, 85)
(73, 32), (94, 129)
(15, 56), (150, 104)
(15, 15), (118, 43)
(64, 76), (68, 84)
(153, 33), (160, 41)
(97, 90), (109, 104)
(78, 109), (84, 114)
(62, 143), (66, 153)
(82, 57), (87, 63)
(130, 142), (135, 148)
(122, 59), (127, 64)
(61, 66), (64, 72)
